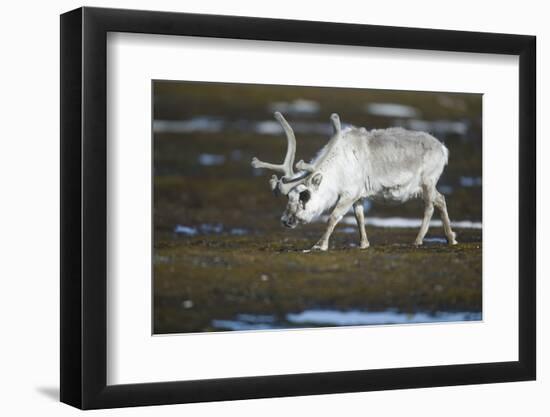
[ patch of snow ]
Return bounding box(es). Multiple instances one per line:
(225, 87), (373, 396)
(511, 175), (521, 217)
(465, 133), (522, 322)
(198, 153), (225, 166)
(334, 216), (482, 229)
(270, 99), (320, 115)
(287, 309), (481, 326)
(174, 225), (198, 236)
(366, 103), (420, 118)
(153, 117), (224, 133)
(407, 119), (469, 136)
(459, 176), (482, 187)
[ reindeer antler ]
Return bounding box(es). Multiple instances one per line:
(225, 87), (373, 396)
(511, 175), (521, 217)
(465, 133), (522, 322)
(252, 113), (344, 195)
(252, 112), (305, 195)
(330, 113), (341, 134)
(251, 112), (296, 178)
(295, 113), (343, 174)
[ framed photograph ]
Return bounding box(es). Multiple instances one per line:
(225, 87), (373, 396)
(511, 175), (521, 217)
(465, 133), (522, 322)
(60, 6), (536, 409)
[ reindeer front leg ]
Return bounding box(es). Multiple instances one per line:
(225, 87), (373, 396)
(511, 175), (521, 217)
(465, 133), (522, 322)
(306, 197), (354, 252)
(353, 200), (370, 249)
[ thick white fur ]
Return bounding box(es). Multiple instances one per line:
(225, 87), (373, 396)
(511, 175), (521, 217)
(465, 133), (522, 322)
(282, 126), (457, 251)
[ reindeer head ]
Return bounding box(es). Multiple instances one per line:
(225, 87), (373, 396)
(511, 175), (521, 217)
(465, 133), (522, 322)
(251, 112), (342, 228)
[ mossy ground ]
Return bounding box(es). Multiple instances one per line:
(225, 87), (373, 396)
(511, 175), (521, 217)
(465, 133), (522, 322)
(154, 227), (482, 334)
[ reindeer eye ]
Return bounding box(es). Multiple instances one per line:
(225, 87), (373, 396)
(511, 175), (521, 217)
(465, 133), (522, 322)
(299, 190), (311, 204)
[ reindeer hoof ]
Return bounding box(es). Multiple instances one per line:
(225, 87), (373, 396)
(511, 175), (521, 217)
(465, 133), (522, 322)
(414, 240), (423, 247)
(304, 245), (327, 253)
(251, 157), (260, 168)
(448, 232), (458, 245)
(359, 241), (370, 249)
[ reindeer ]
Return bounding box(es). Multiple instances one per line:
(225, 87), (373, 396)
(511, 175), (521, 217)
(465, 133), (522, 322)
(251, 112), (457, 251)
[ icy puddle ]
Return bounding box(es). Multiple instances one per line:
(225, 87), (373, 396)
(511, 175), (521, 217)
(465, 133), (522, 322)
(336, 216), (482, 230)
(211, 309), (482, 331)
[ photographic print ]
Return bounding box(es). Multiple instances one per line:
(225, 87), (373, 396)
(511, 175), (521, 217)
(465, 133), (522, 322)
(153, 81), (482, 334)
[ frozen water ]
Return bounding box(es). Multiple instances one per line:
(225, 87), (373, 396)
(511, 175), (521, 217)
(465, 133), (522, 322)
(334, 216), (482, 229)
(211, 309), (481, 331)
(198, 153), (226, 166)
(287, 309), (481, 326)
(366, 103), (420, 118)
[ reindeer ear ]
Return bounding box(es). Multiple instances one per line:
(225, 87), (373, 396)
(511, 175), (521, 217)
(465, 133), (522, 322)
(310, 172), (323, 190)
(269, 175), (281, 196)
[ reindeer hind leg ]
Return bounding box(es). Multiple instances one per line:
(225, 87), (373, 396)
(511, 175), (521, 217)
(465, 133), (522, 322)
(434, 191), (458, 245)
(353, 200), (370, 249)
(414, 184), (435, 246)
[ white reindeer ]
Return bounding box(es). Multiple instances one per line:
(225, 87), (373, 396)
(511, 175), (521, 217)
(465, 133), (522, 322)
(251, 112), (457, 251)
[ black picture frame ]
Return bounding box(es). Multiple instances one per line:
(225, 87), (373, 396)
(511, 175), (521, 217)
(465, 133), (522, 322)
(60, 6), (536, 410)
